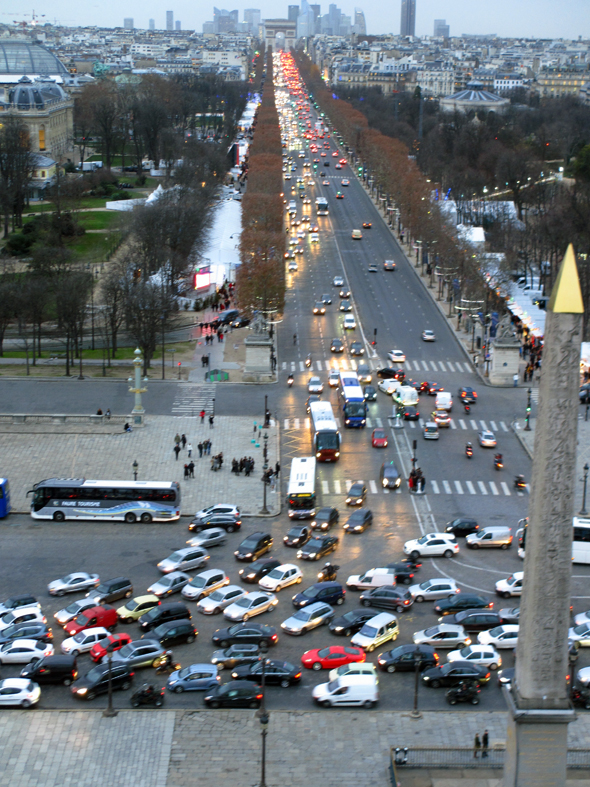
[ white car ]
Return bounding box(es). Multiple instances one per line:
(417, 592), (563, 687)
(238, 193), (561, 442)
(223, 591), (278, 622)
(197, 586), (246, 615)
(478, 431), (497, 448)
(333, 276), (344, 286)
(478, 625), (519, 649)
(0, 606), (45, 632)
(403, 533), (459, 559)
(307, 377), (324, 393)
(148, 571), (191, 598)
(343, 315), (356, 329)
(413, 624), (471, 648)
(421, 330), (436, 342)
(61, 626), (110, 656)
(186, 528), (227, 549)
(47, 572), (100, 596)
(258, 564), (303, 592)
(0, 639), (53, 665)
(328, 370), (340, 387)
(387, 350), (406, 364)
(377, 379), (400, 395)
(310, 233), (319, 243)
(574, 610), (590, 627)
(495, 572), (523, 598)
(0, 678), (41, 708)
(409, 578), (460, 602)
(568, 623), (590, 646)
(193, 503), (240, 522)
(576, 666), (590, 687)
(157, 547), (209, 574)
(54, 598), (97, 626)
(288, 261), (298, 272)
(182, 570), (229, 601)
(447, 644), (501, 670)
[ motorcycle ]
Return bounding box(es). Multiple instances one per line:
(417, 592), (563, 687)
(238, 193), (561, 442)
(465, 443), (473, 458)
(155, 652), (181, 675)
(494, 454), (503, 471)
(131, 684), (165, 708)
(317, 563), (340, 582)
(287, 375), (294, 387)
(463, 403), (471, 414)
(514, 475), (526, 490)
(305, 355), (312, 368)
(445, 681), (480, 706)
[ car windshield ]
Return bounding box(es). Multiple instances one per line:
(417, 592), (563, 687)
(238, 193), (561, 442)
(73, 632), (87, 643)
(74, 613), (89, 625)
(178, 667), (195, 679)
(241, 539), (259, 549)
(118, 643), (134, 657)
(267, 569), (284, 579)
(343, 612), (358, 622)
(459, 647), (472, 657)
(235, 597), (252, 608)
(189, 576), (206, 588)
(417, 536), (429, 545)
(159, 577), (173, 587)
(424, 627), (440, 636)
(293, 610), (311, 621)
(124, 600), (138, 611)
(301, 587), (318, 598)
(209, 591), (224, 602)
(574, 624), (589, 635)
(419, 581), (432, 590)
(1, 612), (15, 624)
(0, 642), (11, 652)
(167, 552), (183, 562)
(359, 624), (377, 637)
(61, 574), (75, 583)
(86, 665), (104, 681)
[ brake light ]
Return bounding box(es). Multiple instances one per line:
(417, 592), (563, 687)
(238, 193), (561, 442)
(271, 634), (278, 641)
(256, 694), (263, 700)
(489, 602), (493, 607)
(409, 573), (414, 579)
(130, 671), (135, 677)
(294, 672), (301, 679)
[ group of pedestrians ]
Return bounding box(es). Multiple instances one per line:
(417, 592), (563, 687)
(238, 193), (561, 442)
(231, 456), (256, 476)
(474, 729), (490, 759)
(211, 453), (224, 472)
(199, 410), (215, 428)
(408, 467), (425, 492)
(173, 433), (212, 461)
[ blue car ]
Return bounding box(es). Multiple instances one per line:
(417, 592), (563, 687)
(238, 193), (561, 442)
(166, 663), (220, 693)
(291, 581), (346, 610)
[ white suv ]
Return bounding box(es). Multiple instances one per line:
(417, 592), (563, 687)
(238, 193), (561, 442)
(403, 533), (459, 559)
(343, 315), (356, 330)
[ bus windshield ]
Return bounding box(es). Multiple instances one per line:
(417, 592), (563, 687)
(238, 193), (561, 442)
(344, 402), (366, 417)
(316, 433), (339, 451)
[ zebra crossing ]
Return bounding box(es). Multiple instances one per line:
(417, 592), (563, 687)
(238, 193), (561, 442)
(171, 383), (216, 415)
(317, 477), (528, 497)
(282, 416), (510, 432)
(281, 358), (473, 374)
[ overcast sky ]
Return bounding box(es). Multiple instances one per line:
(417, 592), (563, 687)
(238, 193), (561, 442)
(28, 0), (587, 39)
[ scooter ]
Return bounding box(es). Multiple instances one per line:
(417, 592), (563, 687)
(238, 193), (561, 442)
(445, 682), (480, 706)
(465, 444), (473, 458)
(514, 475), (526, 490)
(155, 652), (181, 676)
(464, 403), (471, 414)
(317, 563), (340, 582)
(305, 355), (312, 368)
(287, 375), (294, 387)
(494, 454), (503, 471)
(571, 687), (590, 710)
(131, 684), (165, 708)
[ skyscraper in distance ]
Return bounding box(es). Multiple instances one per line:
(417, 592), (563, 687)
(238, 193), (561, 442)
(166, 10), (174, 31)
(400, 0), (415, 37)
(149, 18), (155, 30)
(288, 5), (299, 22)
(123, 17), (134, 29)
(354, 8), (366, 35)
(244, 8), (261, 32)
(175, 20), (181, 30)
(433, 19), (449, 37)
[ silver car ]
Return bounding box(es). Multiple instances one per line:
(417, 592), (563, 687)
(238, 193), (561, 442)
(0, 607), (45, 632)
(413, 624), (470, 648)
(280, 602), (334, 635)
(181, 570), (229, 601)
(187, 528), (228, 549)
(224, 592), (278, 622)
(408, 578), (460, 602)
(148, 572), (190, 598)
(193, 503), (240, 522)
(47, 572), (100, 596)
(157, 547), (209, 574)
(197, 586), (246, 615)
(54, 598), (97, 626)
(110, 640), (166, 669)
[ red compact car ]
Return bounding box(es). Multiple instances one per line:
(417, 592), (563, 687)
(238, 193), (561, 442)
(371, 428), (388, 448)
(301, 645), (366, 671)
(89, 632), (132, 663)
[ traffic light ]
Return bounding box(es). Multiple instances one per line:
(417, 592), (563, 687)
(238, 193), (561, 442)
(358, 166), (363, 175)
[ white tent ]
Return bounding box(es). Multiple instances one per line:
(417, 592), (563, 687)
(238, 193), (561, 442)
(196, 197), (242, 285)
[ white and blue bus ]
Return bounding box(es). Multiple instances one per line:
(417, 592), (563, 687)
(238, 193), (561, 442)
(316, 197), (329, 216)
(309, 401), (340, 462)
(29, 478), (181, 523)
(287, 457), (317, 518)
(339, 370), (367, 428)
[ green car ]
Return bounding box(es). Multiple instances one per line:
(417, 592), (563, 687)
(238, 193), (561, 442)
(117, 594), (159, 623)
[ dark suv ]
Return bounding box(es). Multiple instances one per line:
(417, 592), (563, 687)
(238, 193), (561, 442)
(386, 563), (416, 586)
(359, 587), (413, 613)
(139, 602), (191, 632)
(434, 595), (492, 617)
(292, 582), (345, 610)
(71, 663), (134, 700)
(234, 533), (273, 562)
(448, 609), (502, 632)
(189, 514), (241, 534)
(87, 577), (133, 604)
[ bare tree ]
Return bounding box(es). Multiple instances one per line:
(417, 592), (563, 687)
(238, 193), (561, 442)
(0, 117), (35, 237)
(100, 259), (128, 357)
(123, 278), (175, 374)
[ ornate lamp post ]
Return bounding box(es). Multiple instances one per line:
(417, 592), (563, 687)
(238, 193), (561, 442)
(132, 460), (138, 481)
(580, 463), (590, 517)
(256, 643), (270, 787)
(102, 642), (117, 718)
(128, 348), (148, 427)
(410, 645), (422, 719)
(261, 432), (269, 514)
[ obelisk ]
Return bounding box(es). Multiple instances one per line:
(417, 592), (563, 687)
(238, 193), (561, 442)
(504, 244), (584, 787)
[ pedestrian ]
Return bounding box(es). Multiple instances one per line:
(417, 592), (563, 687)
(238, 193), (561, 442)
(174, 433), (181, 446)
(105, 409), (111, 419)
(96, 408), (103, 416)
(293, 333), (297, 345)
(474, 733), (481, 759)
(200, 410), (206, 424)
(181, 434), (187, 449)
(275, 461), (280, 477)
(198, 442), (203, 458)
(124, 422), (132, 433)
(513, 372), (519, 388)
(206, 439), (212, 455)
(174, 445), (181, 461)
(482, 730), (489, 758)
(209, 415), (214, 428)
(187, 443), (193, 458)
(188, 461), (195, 478)
(184, 464), (189, 479)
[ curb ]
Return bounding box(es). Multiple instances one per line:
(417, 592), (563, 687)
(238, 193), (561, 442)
(512, 419), (534, 460)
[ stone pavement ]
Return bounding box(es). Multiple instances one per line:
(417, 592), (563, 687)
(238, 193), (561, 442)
(1, 415), (280, 517)
(0, 709), (589, 787)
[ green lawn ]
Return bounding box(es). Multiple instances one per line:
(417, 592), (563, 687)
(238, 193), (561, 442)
(68, 232), (119, 261)
(78, 212), (123, 231)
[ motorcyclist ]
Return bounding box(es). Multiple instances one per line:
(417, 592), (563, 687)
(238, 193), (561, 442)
(465, 442), (473, 456)
(463, 402), (470, 413)
(515, 474), (526, 487)
(319, 562), (338, 580)
(305, 353), (312, 367)
(287, 374), (294, 387)
(494, 453), (503, 463)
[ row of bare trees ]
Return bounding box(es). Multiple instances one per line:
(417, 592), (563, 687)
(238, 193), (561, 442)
(0, 118), (36, 238)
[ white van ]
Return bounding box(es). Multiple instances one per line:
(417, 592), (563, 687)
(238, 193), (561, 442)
(288, 200), (297, 213)
(346, 567), (396, 591)
(395, 386), (419, 406)
(435, 391), (452, 411)
(351, 612), (399, 652)
(312, 674), (378, 708)
(329, 662), (378, 681)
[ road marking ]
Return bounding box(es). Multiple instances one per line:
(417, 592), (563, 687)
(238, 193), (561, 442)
(478, 481), (488, 495)
(375, 417), (383, 427)
(500, 421), (509, 432)
(431, 480), (440, 494)
(480, 420), (488, 431)
(459, 419), (467, 430)
(443, 480), (452, 494)
(345, 479), (352, 491)
(334, 480), (341, 494)
(291, 362), (296, 371)
(438, 361), (447, 372)
(412, 360), (421, 371)
(470, 420), (478, 430)
(299, 361), (304, 372)
(490, 420), (498, 431)
(450, 419), (457, 429)
(447, 361), (456, 372)
(430, 361), (438, 372)
(366, 417), (373, 427)
(454, 480), (464, 494)
(350, 360), (357, 370)
(322, 481), (329, 494)
(369, 480), (378, 494)
(466, 481), (477, 494)
(284, 419), (290, 429)
(282, 362), (287, 370)
(419, 418), (424, 428)
(294, 418), (300, 429)
(489, 481), (499, 495)
(305, 418), (310, 428)
(421, 360), (429, 371)
(501, 482), (511, 496)
(409, 420), (416, 428)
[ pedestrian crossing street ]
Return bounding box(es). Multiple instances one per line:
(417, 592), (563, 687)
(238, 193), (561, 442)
(283, 416), (511, 432)
(282, 358), (473, 374)
(171, 384), (216, 415)
(317, 476), (528, 497)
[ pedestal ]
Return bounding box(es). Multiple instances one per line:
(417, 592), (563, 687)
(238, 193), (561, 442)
(131, 410), (145, 427)
(243, 334), (274, 383)
(489, 339), (521, 385)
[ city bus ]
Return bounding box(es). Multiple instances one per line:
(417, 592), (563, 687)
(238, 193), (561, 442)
(287, 457), (317, 518)
(339, 370), (367, 428)
(518, 517), (590, 564)
(309, 401), (340, 462)
(316, 197), (329, 216)
(28, 478), (181, 523)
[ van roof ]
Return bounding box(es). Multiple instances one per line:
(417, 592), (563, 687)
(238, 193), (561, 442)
(336, 674), (378, 686)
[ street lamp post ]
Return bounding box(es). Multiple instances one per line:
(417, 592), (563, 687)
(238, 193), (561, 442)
(102, 643), (118, 717)
(255, 643), (270, 787)
(261, 432), (269, 515)
(580, 463), (590, 516)
(411, 439), (417, 470)
(132, 460), (138, 481)
(410, 645), (422, 719)
(525, 388), (532, 431)
(264, 395), (270, 428)
(128, 348), (147, 427)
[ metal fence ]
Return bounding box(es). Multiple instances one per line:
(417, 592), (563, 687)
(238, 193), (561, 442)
(389, 746), (590, 774)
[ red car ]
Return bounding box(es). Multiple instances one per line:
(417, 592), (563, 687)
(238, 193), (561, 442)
(371, 428), (388, 448)
(301, 645), (366, 671)
(65, 605), (118, 637)
(339, 159), (347, 165)
(89, 632), (132, 663)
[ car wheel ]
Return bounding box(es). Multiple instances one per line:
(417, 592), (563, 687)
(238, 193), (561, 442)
(386, 665), (396, 674)
(415, 596), (424, 603)
(71, 650), (79, 657)
(21, 700), (32, 708)
(259, 639), (269, 648)
(249, 700), (260, 709)
(193, 525), (203, 533)
(410, 551), (420, 560)
(186, 635), (196, 644)
(363, 700), (373, 709)
(125, 512), (136, 524)
(431, 680), (441, 689)
(155, 699), (163, 707)
(471, 544), (479, 550)
(336, 597), (344, 606)
(321, 699), (331, 708)
(403, 578), (411, 586)
(216, 663), (225, 670)
(131, 699), (140, 707)
(443, 550), (453, 558)
(53, 511), (65, 522)
(57, 589), (66, 597)
(344, 628), (352, 637)
(367, 644), (375, 653)
(448, 697), (457, 705)
(63, 678), (72, 686)
(501, 544), (509, 550)
(296, 576), (302, 584)
(220, 640), (229, 648)
(213, 608), (221, 615)
(140, 513), (153, 524)
(108, 625), (116, 633)
(122, 681), (131, 690)
(471, 697), (480, 705)
(226, 525), (235, 533)
(362, 599), (372, 608)
(312, 662), (322, 671)
(174, 686), (184, 694)
(87, 692), (96, 701)
(280, 679), (290, 688)
(490, 663), (498, 671)
(502, 592), (511, 599)
(209, 700), (220, 709)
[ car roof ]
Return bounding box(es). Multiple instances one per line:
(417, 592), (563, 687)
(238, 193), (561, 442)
(336, 674), (377, 686)
(1, 678), (31, 688)
(5, 638), (42, 648)
(187, 663), (217, 673)
(299, 601), (331, 613)
(365, 612), (397, 625)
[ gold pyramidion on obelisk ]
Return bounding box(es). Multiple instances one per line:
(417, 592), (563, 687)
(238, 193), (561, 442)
(548, 243), (584, 314)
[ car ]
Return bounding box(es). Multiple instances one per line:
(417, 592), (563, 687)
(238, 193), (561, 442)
(186, 528), (228, 549)
(310, 507), (339, 531)
(0, 678), (41, 708)
(147, 619), (198, 648)
(328, 370), (340, 388)
(320, 151), (327, 156)
(238, 559), (282, 584)
(409, 579), (460, 602)
(181, 569), (229, 601)
(61, 627), (110, 656)
(421, 330), (436, 342)
(281, 602), (335, 635)
(54, 598), (98, 627)
(423, 422), (440, 440)
(357, 364), (372, 382)
(0, 606), (45, 633)
(305, 394), (322, 413)
(343, 509), (373, 533)
(377, 644), (439, 673)
(197, 586), (245, 615)
(0, 622), (52, 646)
(307, 376), (324, 393)
(329, 609), (375, 637)
(367, 263), (378, 272)
(362, 221), (372, 228)
(339, 300), (352, 313)
(378, 379), (400, 395)
(110, 639), (166, 670)
(346, 482), (367, 506)
(335, 163), (342, 169)
(335, 191), (344, 199)
(63, 605), (117, 637)
(495, 572), (523, 598)
(223, 591), (278, 622)
(478, 430), (497, 448)
(330, 338), (344, 353)
(204, 680), (263, 709)
(211, 644), (261, 670)
(231, 316), (251, 329)
(338, 288), (351, 299)
(301, 645), (365, 671)
(349, 341), (364, 356)
(147, 572), (191, 598)
(435, 595), (492, 617)
(288, 261), (298, 272)
(188, 513), (242, 534)
(294, 246), (304, 255)
(47, 572), (100, 597)
(383, 260), (396, 271)
(116, 595), (160, 624)
(364, 385), (377, 401)
(333, 276), (344, 287)
(167, 664), (220, 693)
(0, 639), (53, 665)
(404, 533), (458, 559)
(234, 533), (273, 562)
(211, 623), (278, 648)
(499, 606), (520, 624)
(321, 293), (333, 304)
(259, 564), (303, 592)
(387, 350), (406, 364)
(424, 381), (443, 395)
(343, 314), (356, 329)
(385, 563), (416, 585)
(322, 180), (330, 186)
(193, 503), (240, 523)
(292, 581), (345, 610)
(433, 409), (451, 427)
(297, 535), (339, 560)
(359, 587), (413, 613)
(232, 660), (302, 687)
(421, 662), (491, 688)
(371, 428), (388, 448)
(339, 159), (347, 165)
(459, 386), (478, 403)
(0, 595), (39, 616)
(445, 518), (480, 537)
(448, 609), (503, 632)
(157, 547), (209, 574)
(478, 625), (520, 649)
(89, 633), (132, 663)
(401, 404), (419, 420)
(284, 526), (311, 547)
(447, 644), (502, 670)
(313, 302), (326, 315)
(351, 229), (362, 239)
(413, 624), (471, 649)
(323, 161), (330, 167)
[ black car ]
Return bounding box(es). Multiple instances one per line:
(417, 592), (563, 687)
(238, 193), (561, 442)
(445, 518), (479, 537)
(359, 587), (413, 613)
(231, 316), (250, 329)
(343, 509), (373, 533)
(189, 514), (241, 533)
(292, 581), (345, 609)
(284, 526), (311, 548)
(426, 382), (443, 395)
(422, 661), (490, 688)
(218, 309), (240, 326)
(211, 643), (261, 669)
(376, 367), (403, 380)
(310, 507), (339, 531)
(458, 386), (477, 404)
(21, 655), (78, 686)
(434, 595), (492, 617)
(212, 623), (278, 648)
(231, 660), (301, 687)
(0, 621), (53, 645)
(148, 619), (197, 647)
(377, 644), (438, 674)
(386, 563), (416, 586)
(297, 535), (339, 560)
(363, 386), (377, 402)
(234, 532), (273, 562)
(71, 663), (134, 701)
(330, 338), (344, 353)
(345, 483), (366, 506)
(329, 609), (376, 636)
(339, 289), (351, 299)
(238, 558), (282, 584)
(139, 602), (191, 632)
(449, 609), (503, 632)
(499, 606), (520, 624)
(397, 557), (422, 571)
(204, 680), (262, 709)
(306, 395), (322, 413)
(349, 341), (364, 356)
(401, 404), (420, 420)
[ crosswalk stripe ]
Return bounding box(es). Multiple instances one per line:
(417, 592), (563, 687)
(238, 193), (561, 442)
(470, 420), (478, 430)
(316, 361), (322, 371)
(305, 418), (310, 428)
(409, 420), (416, 428)
(500, 421), (508, 432)
(490, 420), (498, 431)
(294, 418), (300, 429)
(501, 481), (511, 496)
(322, 481), (329, 494)
(282, 362), (287, 370)
(369, 480), (378, 494)
(351, 360), (357, 370)
(341, 358), (349, 370)
(459, 419), (467, 430)
(366, 417), (373, 427)
(412, 360), (421, 371)
(478, 481), (488, 495)
(466, 481), (476, 494)
(454, 480), (464, 494)
(345, 479), (352, 491)
(450, 419), (457, 429)
(489, 481), (499, 495)
(291, 362), (296, 372)
(431, 480), (440, 494)
(447, 361), (456, 372)
(299, 361), (304, 372)
(375, 417), (383, 427)
(333, 480), (341, 494)
(480, 420), (488, 431)
(430, 361), (438, 372)
(421, 360), (429, 371)
(439, 361), (447, 372)
(284, 419), (289, 429)
(419, 418), (425, 428)
(443, 480), (452, 494)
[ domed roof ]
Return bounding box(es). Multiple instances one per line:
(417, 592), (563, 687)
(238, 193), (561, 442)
(8, 77), (68, 109)
(0, 39), (69, 81)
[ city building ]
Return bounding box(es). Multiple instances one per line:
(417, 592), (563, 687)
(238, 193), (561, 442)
(124, 18), (134, 30)
(440, 80), (510, 113)
(166, 11), (174, 31)
(175, 21), (181, 30)
(149, 19), (155, 30)
(262, 19), (297, 49)
(400, 0), (416, 37)
(433, 19), (449, 38)
(244, 8), (261, 33)
(214, 8), (239, 33)
(288, 5), (300, 23)
(535, 66), (588, 97)
(353, 9), (366, 36)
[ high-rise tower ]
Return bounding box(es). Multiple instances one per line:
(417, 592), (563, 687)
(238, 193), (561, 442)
(400, 0), (415, 37)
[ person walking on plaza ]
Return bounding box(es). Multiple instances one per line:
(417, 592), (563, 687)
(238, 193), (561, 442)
(482, 730), (489, 758)
(474, 733), (481, 759)
(275, 461), (280, 477)
(183, 464), (189, 479)
(174, 433), (181, 447)
(188, 461), (195, 478)
(181, 434), (187, 449)
(187, 443), (193, 458)
(200, 410), (206, 424)
(209, 415), (214, 428)
(513, 372), (519, 387)
(198, 442), (203, 458)
(206, 439), (212, 455)
(174, 444), (181, 461)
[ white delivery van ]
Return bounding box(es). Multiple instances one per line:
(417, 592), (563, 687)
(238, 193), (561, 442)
(435, 392), (453, 411)
(351, 612), (399, 652)
(396, 386), (419, 406)
(346, 567), (396, 591)
(329, 662), (378, 681)
(312, 674), (379, 708)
